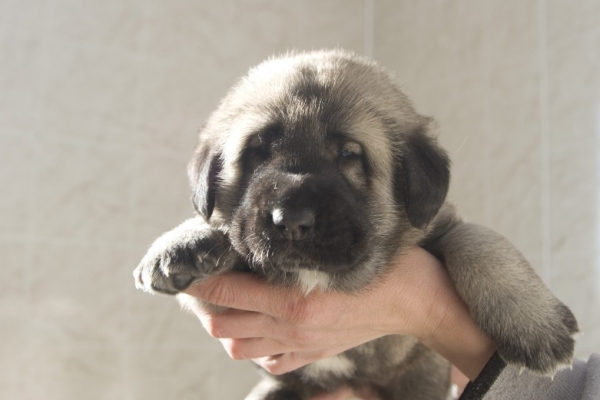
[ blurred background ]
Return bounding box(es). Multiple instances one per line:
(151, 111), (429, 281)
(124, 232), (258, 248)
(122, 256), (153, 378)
(1, 0), (599, 398)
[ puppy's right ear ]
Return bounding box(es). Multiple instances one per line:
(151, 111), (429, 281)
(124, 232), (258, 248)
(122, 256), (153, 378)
(188, 143), (222, 221)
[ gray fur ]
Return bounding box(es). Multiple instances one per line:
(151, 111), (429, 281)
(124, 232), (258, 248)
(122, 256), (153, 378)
(133, 50), (577, 399)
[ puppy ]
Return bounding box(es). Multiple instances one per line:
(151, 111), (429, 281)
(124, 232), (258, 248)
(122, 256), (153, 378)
(134, 50), (578, 400)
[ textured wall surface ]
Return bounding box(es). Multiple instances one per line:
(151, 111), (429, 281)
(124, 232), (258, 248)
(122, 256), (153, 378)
(1, 0), (598, 399)
(374, 0), (600, 360)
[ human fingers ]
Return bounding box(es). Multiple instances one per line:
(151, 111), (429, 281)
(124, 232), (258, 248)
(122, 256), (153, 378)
(194, 308), (280, 340)
(183, 272), (304, 318)
(199, 308), (385, 361)
(251, 347), (351, 375)
(218, 337), (293, 360)
(197, 306), (366, 344)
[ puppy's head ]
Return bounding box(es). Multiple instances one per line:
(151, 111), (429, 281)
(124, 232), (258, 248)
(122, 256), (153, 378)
(188, 50), (450, 290)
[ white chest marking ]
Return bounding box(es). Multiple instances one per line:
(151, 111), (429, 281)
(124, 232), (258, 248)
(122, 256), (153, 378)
(297, 269), (330, 295)
(303, 355), (356, 379)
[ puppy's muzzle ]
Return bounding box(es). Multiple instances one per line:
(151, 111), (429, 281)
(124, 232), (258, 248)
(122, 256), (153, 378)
(271, 207), (316, 241)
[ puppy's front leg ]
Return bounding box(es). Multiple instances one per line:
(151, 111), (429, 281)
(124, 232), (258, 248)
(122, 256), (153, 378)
(134, 217), (239, 295)
(427, 223), (578, 375)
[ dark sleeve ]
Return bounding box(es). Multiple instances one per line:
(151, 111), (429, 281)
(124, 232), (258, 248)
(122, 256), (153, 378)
(459, 353), (600, 400)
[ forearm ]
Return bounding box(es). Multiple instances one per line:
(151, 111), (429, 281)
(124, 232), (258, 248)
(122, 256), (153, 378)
(418, 294), (495, 381)
(394, 249), (495, 381)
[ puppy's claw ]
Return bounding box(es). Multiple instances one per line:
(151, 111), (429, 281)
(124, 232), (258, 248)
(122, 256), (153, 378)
(134, 220), (238, 295)
(171, 273), (195, 291)
(149, 282), (178, 295)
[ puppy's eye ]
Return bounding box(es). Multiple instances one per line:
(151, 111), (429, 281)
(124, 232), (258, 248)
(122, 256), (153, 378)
(251, 147), (269, 160)
(246, 135), (270, 160)
(248, 135), (264, 148)
(340, 141), (363, 158)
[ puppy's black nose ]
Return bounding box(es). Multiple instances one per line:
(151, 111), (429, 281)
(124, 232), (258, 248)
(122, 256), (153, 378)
(271, 208), (316, 240)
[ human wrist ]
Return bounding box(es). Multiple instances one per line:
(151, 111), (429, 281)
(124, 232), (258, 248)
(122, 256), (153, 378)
(374, 247), (496, 380)
(418, 291), (496, 381)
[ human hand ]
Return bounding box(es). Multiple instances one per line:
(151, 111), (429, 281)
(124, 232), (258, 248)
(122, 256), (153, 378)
(180, 247), (458, 375)
(182, 246), (495, 381)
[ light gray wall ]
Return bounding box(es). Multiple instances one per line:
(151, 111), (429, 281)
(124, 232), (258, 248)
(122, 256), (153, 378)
(374, 0), (600, 359)
(1, 0), (598, 399)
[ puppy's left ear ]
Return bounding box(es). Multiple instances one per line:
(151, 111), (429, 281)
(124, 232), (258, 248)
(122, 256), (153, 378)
(396, 122), (450, 228)
(188, 142), (222, 221)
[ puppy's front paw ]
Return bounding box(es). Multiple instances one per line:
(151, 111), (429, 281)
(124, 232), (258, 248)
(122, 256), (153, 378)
(435, 223), (580, 376)
(133, 219), (236, 295)
(493, 299), (578, 375)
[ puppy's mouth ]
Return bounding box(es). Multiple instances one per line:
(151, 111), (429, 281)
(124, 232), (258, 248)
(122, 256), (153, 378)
(229, 168), (372, 276)
(232, 209), (370, 273)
